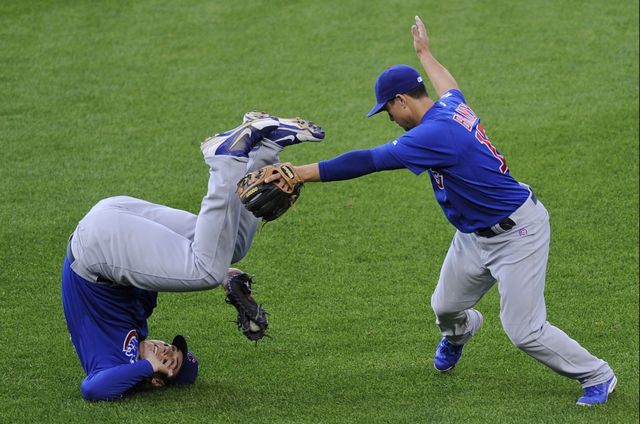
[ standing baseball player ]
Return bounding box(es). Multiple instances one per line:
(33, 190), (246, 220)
(260, 16), (616, 405)
(62, 113), (324, 400)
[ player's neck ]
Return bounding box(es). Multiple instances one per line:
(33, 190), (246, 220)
(414, 97), (434, 123)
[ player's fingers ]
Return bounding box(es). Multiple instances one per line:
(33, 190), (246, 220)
(265, 173), (282, 183)
(274, 178), (289, 191)
(415, 15), (427, 35)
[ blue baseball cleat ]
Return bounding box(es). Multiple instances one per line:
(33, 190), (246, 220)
(243, 111), (325, 147)
(434, 338), (464, 372)
(200, 117), (279, 158)
(576, 375), (617, 406)
(433, 310), (482, 372)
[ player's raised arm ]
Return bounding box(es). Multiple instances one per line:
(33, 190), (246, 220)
(412, 15), (458, 97)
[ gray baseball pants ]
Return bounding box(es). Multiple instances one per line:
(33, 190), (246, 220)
(431, 192), (614, 388)
(68, 141), (281, 291)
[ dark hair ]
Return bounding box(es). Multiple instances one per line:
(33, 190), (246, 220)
(405, 83), (428, 98)
(386, 83), (428, 107)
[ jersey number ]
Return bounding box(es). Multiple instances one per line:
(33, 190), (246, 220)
(453, 104), (508, 174)
(475, 124), (508, 174)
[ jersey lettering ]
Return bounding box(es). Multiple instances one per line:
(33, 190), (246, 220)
(452, 104), (477, 131)
(452, 103), (508, 174)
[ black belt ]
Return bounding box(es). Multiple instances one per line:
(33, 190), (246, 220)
(475, 217), (516, 238)
(475, 191), (538, 238)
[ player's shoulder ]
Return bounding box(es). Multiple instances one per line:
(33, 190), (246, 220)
(421, 90), (466, 121)
(422, 89), (468, 125)
(438, 88), (466, 104)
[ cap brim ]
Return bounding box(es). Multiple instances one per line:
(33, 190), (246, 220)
(172, 335), (188, 355)
(367, 102), (386, 118)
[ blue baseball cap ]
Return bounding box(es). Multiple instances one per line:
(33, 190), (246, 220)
(367, 64), (425, 117)
(171, 335), (199, 385)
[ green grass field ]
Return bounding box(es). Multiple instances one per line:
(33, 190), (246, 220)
(1, 1), (638, 422)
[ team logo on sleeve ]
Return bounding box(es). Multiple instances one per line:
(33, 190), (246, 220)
(122, 330), (139, 364)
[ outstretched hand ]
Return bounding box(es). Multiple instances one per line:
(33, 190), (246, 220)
(411, 15), (430, 57)
(410, 15), (458, 96)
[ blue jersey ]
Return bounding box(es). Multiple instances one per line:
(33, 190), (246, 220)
(372, 89), (529, 232)
(62, 256), (157, 400)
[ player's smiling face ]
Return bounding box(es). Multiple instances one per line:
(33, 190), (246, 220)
(140, 339), (184, 378)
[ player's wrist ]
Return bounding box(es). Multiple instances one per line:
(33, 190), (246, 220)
(294, 164), (320, 182)
(415, 46), (431, 57)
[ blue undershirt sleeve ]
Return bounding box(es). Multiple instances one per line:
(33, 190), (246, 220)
(318, 146), (404, 182)
(80, 360), (154, 401)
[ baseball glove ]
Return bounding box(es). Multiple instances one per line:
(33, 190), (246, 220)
(236, 163), (303, 222)
(224, 272), (269, 342)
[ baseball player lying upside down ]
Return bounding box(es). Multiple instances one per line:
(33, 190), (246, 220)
(61, 113), (324, 400)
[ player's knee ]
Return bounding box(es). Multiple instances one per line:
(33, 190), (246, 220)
(92, 196), (135, 212)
